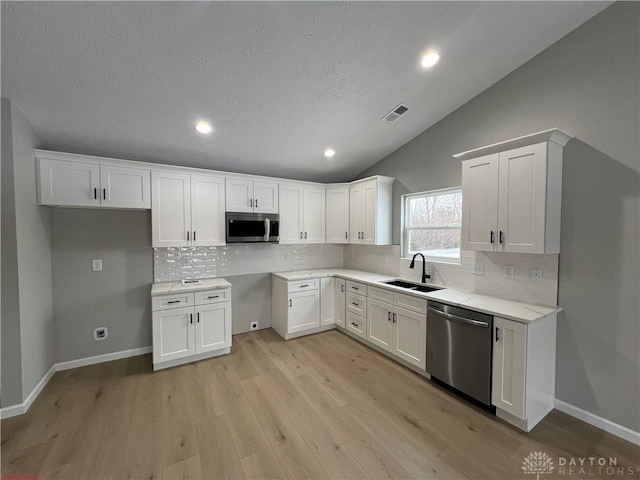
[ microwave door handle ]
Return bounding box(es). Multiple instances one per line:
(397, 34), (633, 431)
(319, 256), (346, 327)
(264, 217), (270, 241)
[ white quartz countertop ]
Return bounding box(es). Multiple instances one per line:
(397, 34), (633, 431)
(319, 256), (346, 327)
(151, 278), (232, 296)
(273, 269), (561, 324)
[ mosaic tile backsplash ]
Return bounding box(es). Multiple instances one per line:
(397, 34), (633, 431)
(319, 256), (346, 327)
(154, 244), (344, 282)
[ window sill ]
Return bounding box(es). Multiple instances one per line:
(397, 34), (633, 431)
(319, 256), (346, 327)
(401, 257), (462, 266)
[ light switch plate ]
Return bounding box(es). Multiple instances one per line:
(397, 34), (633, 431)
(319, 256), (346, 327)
(92, 259), (103, 271)
(503, 265), (515, 280)
(530, 268), (543, 282)
(472, 262), (485, 276)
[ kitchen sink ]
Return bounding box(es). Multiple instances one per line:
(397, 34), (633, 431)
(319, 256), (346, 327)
(383, 279), (442, 293)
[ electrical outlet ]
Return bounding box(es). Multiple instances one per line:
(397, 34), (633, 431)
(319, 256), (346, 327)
(472, 262), (485, 276)
(92, 259), (103, 271)
(530, 268), (543, 282)
(250, 321), (259, 331)
(94, 327), (108, 341)
(503, 265), (515, 280)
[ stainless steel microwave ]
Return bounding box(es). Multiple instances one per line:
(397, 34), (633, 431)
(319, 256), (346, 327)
(225, 212), (279, 243)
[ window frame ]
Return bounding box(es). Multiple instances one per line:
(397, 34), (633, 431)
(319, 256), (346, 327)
(401, 186), (463, 264)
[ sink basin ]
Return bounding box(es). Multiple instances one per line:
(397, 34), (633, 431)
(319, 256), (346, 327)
(383, 279), (442, 293)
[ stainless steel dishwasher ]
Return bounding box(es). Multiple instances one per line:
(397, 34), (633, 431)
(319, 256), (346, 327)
(426, 301), (493, 405)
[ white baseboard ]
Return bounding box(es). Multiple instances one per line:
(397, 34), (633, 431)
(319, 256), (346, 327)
(56, 346), (152, 371)
(0, 346), (152, 420)
(555, 399), (640, 446)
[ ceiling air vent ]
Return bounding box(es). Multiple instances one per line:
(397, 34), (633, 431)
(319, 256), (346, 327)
(383, 104), (410, 123)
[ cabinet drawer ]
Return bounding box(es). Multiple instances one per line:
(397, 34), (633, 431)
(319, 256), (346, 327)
(346, 280), (367, 295)
(394, 293), (427, 314)
(346, 292), (367, 317)
(368, 285), (394, 303)
(195, 288), (231, 305)
(152, 292), (195, 311)
(345, 311), (366, 339)
(288, 279), (320, 292)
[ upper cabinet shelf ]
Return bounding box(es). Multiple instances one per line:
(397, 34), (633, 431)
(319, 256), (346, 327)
(457, 129), (573, 254)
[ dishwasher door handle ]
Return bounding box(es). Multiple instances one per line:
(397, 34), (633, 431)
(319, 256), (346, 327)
(427, 307), (489, 327)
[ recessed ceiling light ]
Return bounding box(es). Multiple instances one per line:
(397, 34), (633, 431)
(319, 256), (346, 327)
(421, 50), (440, 69)
(194, 120), (213, 135)
(324, 148), (336, 158)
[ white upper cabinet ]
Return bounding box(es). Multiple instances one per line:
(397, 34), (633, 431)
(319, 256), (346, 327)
(349, 176), (393, 245)
(326, 186), (349, 243)
(279, 184), (325, 244)
(37, 154), (150, 209)
(458, 129), (572, 254)
(152, 171), (225, 247)
(225, 178), (278, 214)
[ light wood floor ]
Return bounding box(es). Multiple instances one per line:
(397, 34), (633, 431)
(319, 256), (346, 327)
(2, 329), (638, 479)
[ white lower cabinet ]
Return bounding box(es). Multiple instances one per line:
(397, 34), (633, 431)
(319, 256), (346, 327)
(367, 298), (427, 370)
(272, 276), (335, 340)
(492, 315), (557, 431)
(334, 278), (346, 328)
(152, 288), (232, 370)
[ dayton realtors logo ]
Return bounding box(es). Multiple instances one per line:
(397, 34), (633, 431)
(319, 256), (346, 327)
(522, 451), (555, 480)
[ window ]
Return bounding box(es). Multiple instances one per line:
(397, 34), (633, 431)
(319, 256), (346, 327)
(402, 187), (462, 262)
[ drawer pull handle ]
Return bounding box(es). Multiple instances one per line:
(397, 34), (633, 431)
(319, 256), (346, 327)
(388, 311), (392, 321)
(197, 312), (200, 323)
(93, 188), (97, 200)
(351, 302), (359, 306)
(299, 284), (309, 288)
(392, 313), (397, 323)
(190, 313), (193, 324)
(289, 299), (292, 308)
(207, 295), (220, 299)
(167, 300), (181, 304)
(352, 287), (359, 291)
(351, 322), (359, 327)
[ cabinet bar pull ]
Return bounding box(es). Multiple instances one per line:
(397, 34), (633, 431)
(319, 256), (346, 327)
(392, 313), (397, 323)
(299, 284), (309, 288)
(197, 312), (200, 323)
(94, 188), (98, 200)
(300, 232), (303, 239)
(495, 327), (500, 342)
(187, 231), (190, 241)
(351, 302), (359, 306)
(207, 295), (220, 299)
(190, 313), (193, 324)
(167, 300), (181, 304)
(345, 231), (348, 239)
(490, 231), (495, 244)
(304, 231), (308, 239)
(289, 299), (292, 307)
(103, 188), (106, 200)
(193, 231), (196, 241)
(351, 322), (358, 327)
(499, 231), (505, 244)
(255, 199), (258, 208)
(387, 311), (392, 321)
(340, 285), (344, 293)
(250, 198), (253, 207)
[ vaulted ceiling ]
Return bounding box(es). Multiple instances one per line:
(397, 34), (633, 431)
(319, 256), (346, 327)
(1, 2), (609, 182)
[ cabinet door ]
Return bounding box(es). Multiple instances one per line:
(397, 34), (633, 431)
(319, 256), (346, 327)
(326, 187), (349, 243)
(151, 171), (191, 247)
(304, 187), (326, 244)
(100, 165), (151, 209)
(334, 278), (346, 328)
(492, 317), (527, 418)
(367, 298), (393, 353)
(349, 185), (363, 243)
(225, 178), (253, 212)
(279, 184), (304, 244)
(498, 143), (547, 254)
(195, 302), (231, 353)
(288, 290), (320, 334)
(393, 306), (427, 370)
(362, 181), (377, 245)
(38, 158), (100, 207)
(152, 306), (195, 364)
(461, 154), (499, 251)
(254, 181), (279, 214)
(320, 278), (335, 326)
(191, 175), (225, 246)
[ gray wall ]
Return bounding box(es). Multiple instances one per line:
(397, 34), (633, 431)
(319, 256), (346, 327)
(1, 98), (23, 407)
(51, 209), (153, 362)
(11, 102), (55, 399)
(227, 273), (273, 335)
(358, 3), (639, 431)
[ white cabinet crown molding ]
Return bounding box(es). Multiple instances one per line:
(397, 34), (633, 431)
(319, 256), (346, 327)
(453, 129), (573, 161)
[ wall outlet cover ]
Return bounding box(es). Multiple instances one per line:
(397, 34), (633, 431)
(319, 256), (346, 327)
(530, 268), (543, 282)
(250, 321), (259, 331)
(503, 265), (515, 280)
(94, 327), (108, 341)
(472, 262), (485, 276)
(92, 259), (103, 271)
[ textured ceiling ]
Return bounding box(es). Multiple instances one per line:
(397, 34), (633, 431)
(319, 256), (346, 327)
(1, 1), (609, 182)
